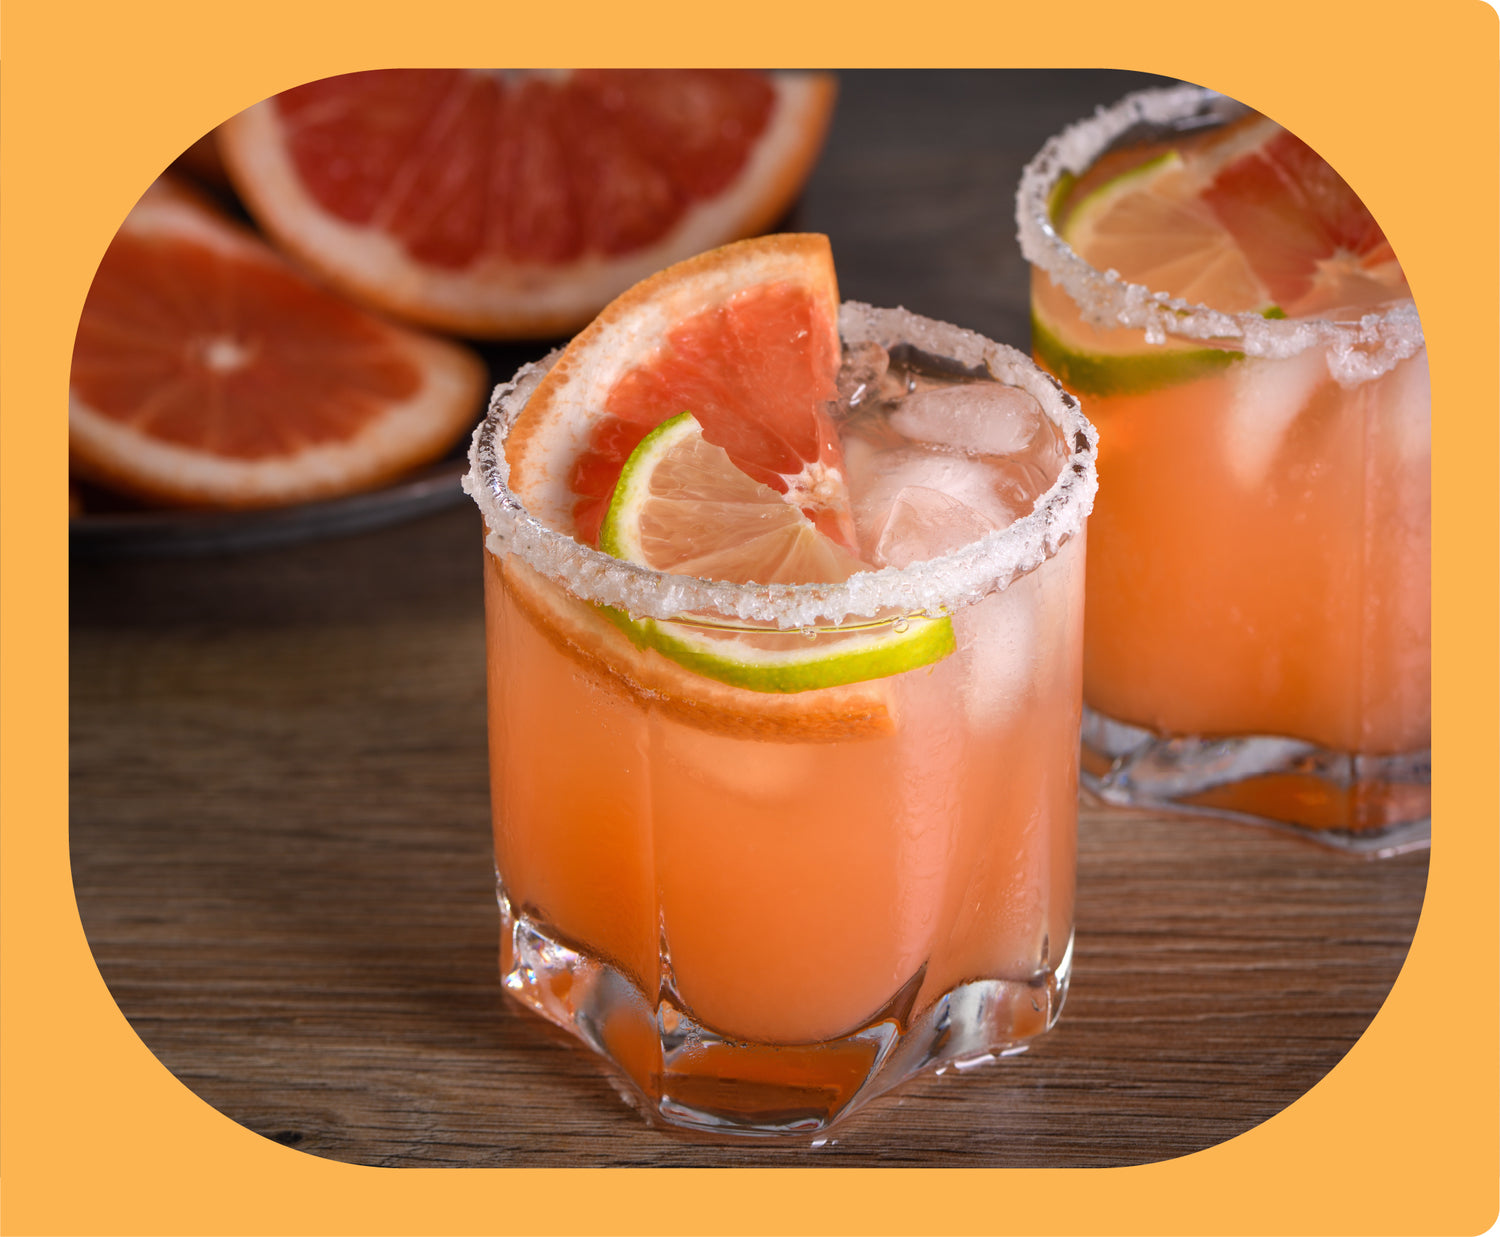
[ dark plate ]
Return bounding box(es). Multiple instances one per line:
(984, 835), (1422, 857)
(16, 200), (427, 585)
(69, 455), (474, 560)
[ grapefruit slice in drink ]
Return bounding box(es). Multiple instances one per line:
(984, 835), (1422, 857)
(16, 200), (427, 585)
(1037, 113), (1410, 395)
(70, 176), (486, 508)
(498, 231), (954, 700)
(216, 69), (836, 339)
(506, 231), (856, 550)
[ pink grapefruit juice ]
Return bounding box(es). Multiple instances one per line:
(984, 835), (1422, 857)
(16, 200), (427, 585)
(1018, 87), (1429, 845)
(484, 539), (1083, 1048)
(467, 301), (1097, 1132)
(1033, 275), (1430, 757)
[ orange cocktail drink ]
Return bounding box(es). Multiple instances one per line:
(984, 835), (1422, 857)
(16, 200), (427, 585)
(1017, 86), (1429, 854)
(465, 237), (1096, 1134)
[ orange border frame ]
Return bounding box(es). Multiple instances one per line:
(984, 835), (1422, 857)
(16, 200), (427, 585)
(3, 2), (1495, 1233)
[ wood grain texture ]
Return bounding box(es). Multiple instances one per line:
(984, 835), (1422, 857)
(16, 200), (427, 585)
(68, 71), (1428, 1169)
(68, 500), (1429, 1168)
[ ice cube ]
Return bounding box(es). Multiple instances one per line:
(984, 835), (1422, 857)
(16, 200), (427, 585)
(988, 456), (1060, 520)
(844, 442), (1025, 556)
(873, 486), (999, 568)
(836, 341), (906, 411)
(954, 577), (1037, 730)
(1224, 348), (1327, 489)
(660, 723), (818, 802)
(889, 383), (1047, 457)
(1376, 348), (1431, 462)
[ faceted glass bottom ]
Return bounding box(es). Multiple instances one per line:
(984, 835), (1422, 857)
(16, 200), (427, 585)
(498, 890), (1072, 1136)
(1081, 706), (1431, 857)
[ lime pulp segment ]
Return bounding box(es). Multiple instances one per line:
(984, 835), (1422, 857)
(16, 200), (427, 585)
(597, 410), (957, 693)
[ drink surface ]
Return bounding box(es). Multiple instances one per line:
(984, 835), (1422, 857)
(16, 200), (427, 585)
(1019, 90), (1429, 836)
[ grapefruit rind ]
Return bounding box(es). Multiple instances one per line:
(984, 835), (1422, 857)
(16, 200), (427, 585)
(496, 553), (899, 741)
(69, 178), (487, 509)
(598, 412), (956, 694)
(504, 233), (842, 534)
(216, 72), (837, 339)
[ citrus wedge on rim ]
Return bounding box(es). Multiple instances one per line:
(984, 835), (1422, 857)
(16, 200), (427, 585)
(216, 69), (836, 339)
(69, 176), (486, 508)
(504, 232), (858, 552)
(1036, 113), (1409, 397)
(597, 412), (955, 693)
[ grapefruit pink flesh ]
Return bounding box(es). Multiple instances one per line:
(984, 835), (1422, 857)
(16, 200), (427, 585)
(276, 69), (776, 269)
(1201, 128), (1405, 316)
(74, 231), (422, 457)
(568, 281), (854, 550)
(69, 178), (486, 508)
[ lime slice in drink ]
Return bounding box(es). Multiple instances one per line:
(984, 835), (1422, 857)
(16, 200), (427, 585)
(599, 412), (956, 693)
(1029, 303), (1243, 399)
(1036, 146), (1277, 397)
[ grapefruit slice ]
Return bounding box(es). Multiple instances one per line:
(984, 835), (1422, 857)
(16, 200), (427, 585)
(1200, 125), (1408, 318)
(216, 69), (837, 339)
(505, 232), (857, 554)
(597, 412), (955, 692)
(69, 176), (486, 508)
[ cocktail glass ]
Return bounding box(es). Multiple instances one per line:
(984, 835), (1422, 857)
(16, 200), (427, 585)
(463, 303), (1097, 1135)
(1016, 85), (1429, 856)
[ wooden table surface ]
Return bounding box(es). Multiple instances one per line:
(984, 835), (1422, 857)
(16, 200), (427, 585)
(69, 70), (1428, 1169)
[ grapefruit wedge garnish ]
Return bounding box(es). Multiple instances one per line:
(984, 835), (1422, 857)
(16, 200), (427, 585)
(216, 69), (836, 339)
(494, 232), (953, 707)
(506, 231), (857, 553)
(70, 176), (486, 509)
(1199, 124), (1408, 319)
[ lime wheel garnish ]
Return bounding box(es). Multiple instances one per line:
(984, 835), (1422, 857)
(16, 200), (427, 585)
(598, 412), (954, 692)
(1037, 114), (1410, 396)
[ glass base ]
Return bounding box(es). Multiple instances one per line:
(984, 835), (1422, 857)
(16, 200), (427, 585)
(1081, 706), (1430, 857)
(497, 891), (1071, 1136)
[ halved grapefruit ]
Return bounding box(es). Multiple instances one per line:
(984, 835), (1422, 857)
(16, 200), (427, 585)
(215, 69), (837, 339)
(70, 175), (486, 508)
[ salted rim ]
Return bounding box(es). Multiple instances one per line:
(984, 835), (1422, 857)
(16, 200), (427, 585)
(463, 301), (1098, 629)
(1014, 84), (1424, 386)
